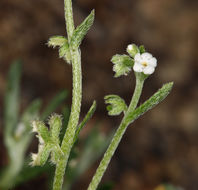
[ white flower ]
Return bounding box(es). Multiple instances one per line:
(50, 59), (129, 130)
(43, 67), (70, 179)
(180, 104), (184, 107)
(133, 52), (157, 75)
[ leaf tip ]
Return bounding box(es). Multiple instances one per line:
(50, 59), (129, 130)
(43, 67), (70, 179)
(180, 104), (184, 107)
(163, 81), (174, 92)
(91, 9), (95, 15)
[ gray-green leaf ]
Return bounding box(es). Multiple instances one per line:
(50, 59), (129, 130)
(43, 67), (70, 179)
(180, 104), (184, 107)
(126, 82), (173, 124)
(111, 54), (134, 77)
(4, 60), (21, 139)
(70, 10), (95, 49)
(73, 101), (96, 144)
(104, 95), (127, 116)
(48, 36), (68, 48)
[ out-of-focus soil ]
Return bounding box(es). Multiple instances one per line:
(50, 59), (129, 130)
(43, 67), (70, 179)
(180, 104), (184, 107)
(0, 0), (198, 189)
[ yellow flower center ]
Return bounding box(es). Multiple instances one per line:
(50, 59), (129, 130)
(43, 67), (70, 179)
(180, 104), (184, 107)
(141, 62), (148, 67)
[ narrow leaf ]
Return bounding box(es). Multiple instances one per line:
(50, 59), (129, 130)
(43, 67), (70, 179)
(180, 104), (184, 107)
(126, 82), (173, 124)
(4, 60), (22, 138)
(70, 10), (95, 49)
(59, 106), (70, 142)
(73, 101), (96, 144)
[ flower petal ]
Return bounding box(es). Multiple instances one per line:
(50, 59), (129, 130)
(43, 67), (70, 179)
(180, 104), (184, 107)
(148, 57), (157, 67)
(141, 52), (152, 60)
(134, 53), (141, 62)
(143, 66), (155, 75)
(133, 63), (143, 72)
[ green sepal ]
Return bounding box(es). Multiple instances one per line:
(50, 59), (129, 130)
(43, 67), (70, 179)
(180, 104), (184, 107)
(127, 44), (139, 58)
(104, 95), (127, 116)
(70, 10), (95, 49)
(111, 54), (134, 77)
(48, 36), (68, 48)
(126, 82), (173, 124)
(139, 45), (146, 54)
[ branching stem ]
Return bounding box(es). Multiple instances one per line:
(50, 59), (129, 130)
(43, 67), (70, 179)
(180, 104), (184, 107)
(87, 74), (144, 190)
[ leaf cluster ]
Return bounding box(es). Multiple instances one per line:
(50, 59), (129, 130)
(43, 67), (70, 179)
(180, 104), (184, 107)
(48, 10), (95, 64)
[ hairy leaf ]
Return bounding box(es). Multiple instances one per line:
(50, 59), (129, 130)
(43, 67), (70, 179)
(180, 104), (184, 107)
(70, 10), (95, 49)
(31, 118), (63, 166)
(32, 121), (50, 143)
(73, 101), (96, 144)
(48, 36), (67, 48)
(104, 95), (127, 116)
(111, 54), (134, 77)
(49, 114), (62, 143)
(126, 82), (173, 124)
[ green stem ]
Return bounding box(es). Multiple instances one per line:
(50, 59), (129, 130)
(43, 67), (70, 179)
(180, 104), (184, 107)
(87, 74), (144, 190)
(64, 0), (74, 41)
(53, 0), (82, 190)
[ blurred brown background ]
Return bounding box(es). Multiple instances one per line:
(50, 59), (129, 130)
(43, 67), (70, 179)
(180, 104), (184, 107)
(0, 0), (198, 189)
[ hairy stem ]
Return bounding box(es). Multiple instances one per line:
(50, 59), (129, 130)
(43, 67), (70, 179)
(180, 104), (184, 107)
(64, 0), (74, 41)
(87, 75), (144, 190)
(53, 0), (82, 189)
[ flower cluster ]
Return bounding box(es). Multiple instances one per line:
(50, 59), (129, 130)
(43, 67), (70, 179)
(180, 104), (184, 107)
(128, 44), (157, 75)
(111, 44), (157, 77)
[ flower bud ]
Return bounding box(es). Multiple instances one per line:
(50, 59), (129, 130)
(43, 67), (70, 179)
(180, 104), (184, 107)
(127, 44), (139, 58)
